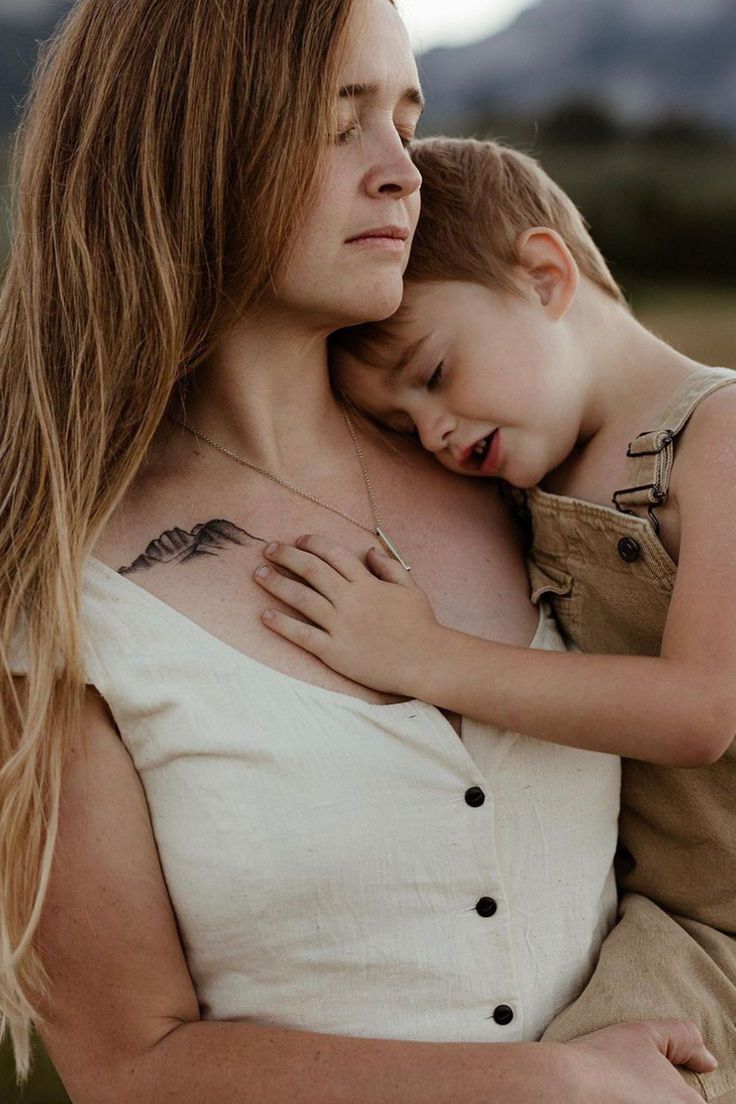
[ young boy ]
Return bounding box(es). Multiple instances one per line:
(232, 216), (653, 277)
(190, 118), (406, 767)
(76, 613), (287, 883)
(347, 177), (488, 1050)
(255, 137), (736, 1101)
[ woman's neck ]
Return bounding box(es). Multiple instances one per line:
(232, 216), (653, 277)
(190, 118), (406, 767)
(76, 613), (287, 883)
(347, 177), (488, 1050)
(167, 315), (345, 478)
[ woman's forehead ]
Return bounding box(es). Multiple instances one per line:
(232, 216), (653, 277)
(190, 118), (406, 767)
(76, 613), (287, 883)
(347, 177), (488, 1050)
(340, 0), (420, 92)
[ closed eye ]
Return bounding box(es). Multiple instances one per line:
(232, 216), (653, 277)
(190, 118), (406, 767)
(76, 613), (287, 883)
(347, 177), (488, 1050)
(426, 362), (444, 391)
(336, 124), (359, 145)
(336, 121), (416, 149)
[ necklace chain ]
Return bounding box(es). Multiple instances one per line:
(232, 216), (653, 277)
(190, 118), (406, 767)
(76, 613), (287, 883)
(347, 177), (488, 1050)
(165, 405), (411, 570)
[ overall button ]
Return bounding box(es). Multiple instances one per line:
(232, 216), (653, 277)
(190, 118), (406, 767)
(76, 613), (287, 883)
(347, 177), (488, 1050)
(465, 786), (486, 807)
(493, 1005), (514, 1026)
(617, 537), (641, 563)
(476, 897), (498, 917)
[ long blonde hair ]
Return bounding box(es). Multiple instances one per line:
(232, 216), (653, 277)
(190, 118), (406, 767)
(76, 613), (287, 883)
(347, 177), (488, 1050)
(0, 0), (376, 1080)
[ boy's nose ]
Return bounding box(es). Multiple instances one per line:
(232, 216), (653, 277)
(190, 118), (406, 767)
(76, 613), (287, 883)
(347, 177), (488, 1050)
(418, 414), (455, 454)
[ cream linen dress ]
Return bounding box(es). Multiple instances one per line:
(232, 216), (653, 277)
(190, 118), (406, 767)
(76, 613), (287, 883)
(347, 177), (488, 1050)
(11, 559), (620, 1044)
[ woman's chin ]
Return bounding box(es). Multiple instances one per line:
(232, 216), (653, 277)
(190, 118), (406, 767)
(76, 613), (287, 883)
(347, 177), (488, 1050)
(339, 284), (404, 326)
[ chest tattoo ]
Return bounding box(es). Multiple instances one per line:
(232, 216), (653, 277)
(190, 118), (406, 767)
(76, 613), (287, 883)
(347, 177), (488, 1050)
(119, 519), (266, 575)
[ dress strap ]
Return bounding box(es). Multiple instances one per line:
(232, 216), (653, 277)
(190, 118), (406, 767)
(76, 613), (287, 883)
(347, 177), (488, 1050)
(612, 367), (736, 526)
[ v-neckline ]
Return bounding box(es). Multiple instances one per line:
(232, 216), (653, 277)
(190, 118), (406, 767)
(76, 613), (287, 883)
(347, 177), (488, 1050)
(84, 555), (548, 778)
(85, 555), (506, 774)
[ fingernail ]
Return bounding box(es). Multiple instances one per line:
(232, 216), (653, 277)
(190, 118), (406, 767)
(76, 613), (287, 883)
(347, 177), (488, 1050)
(705, 1048), (719, 1065)
(265, 542), (278, 555)
(255, 565), (270, 578)
(263, 609), (275, 622)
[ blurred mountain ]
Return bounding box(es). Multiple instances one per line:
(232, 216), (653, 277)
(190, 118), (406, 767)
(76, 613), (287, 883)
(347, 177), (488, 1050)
(1, 0), (736, 138)
(417, 0), (736, 134)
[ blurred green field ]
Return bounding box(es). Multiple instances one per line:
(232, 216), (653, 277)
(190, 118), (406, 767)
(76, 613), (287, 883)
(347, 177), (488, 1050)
(633, 282), (736, 369)
(1, 1031), (69, 1104)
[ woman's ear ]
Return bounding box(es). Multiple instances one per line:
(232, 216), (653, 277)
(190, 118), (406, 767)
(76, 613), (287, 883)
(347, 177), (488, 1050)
(513, 227), (579, 320)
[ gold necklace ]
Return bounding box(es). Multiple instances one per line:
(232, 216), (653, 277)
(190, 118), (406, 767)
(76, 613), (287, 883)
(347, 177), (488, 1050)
(166, 405), (412, 571)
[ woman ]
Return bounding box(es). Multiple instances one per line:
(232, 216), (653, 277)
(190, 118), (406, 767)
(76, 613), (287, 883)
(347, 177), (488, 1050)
(0, 0), (714, 1100)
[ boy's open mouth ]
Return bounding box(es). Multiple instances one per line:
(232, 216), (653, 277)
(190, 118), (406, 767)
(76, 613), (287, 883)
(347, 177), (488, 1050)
(462, 430), (498, 471)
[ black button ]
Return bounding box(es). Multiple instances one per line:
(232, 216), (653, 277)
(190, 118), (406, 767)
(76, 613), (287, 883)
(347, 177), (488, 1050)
(465, 786), (485, 807)
(493, 1004), (514, 1026)
(618, 537), (641, 563)
(476, 897), (498, 917)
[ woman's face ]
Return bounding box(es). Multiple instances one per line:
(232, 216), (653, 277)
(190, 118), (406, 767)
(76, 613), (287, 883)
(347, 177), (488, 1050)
(276, 0), (424, 328)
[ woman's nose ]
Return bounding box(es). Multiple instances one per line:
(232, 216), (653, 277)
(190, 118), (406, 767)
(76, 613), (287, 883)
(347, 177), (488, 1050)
(364, 138), (422, 200)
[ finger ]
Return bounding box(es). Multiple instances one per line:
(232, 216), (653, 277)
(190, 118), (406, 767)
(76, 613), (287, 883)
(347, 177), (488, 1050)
(647, 1019), (718, 1073)
(293, 534), (366, 582)
(366, 546), (415, 586)
(262, 608), (330, 658)
(263, 542), (346, 600)
(254, 565), (334, 627)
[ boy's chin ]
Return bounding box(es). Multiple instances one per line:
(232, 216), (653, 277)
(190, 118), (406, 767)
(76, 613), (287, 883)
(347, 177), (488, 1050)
(436, 455), (484, 479)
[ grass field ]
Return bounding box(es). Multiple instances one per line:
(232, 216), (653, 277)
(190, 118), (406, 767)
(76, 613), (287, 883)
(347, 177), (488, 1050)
(0, 1031), (70, 1104)
(632, 282), (736, 369)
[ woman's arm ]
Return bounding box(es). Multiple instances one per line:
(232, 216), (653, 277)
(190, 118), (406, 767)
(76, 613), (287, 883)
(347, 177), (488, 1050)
(33, 684), (713, 1104)
(254, 396), (736, 770)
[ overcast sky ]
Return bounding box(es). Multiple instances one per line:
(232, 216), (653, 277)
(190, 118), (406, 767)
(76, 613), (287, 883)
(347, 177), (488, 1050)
(399, 0), (538, 52)
(0, 0), (540, 51)
(0, 0), (538, 48)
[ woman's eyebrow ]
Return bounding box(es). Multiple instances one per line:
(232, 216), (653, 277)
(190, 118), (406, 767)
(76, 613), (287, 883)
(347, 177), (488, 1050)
(339, 82), (425, 114)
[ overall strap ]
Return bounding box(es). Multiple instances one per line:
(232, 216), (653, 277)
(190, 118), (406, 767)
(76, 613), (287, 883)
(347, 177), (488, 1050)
(613, 367), (736, 526)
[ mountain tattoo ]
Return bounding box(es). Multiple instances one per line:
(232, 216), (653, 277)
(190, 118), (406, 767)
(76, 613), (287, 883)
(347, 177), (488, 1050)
(119, 519), (266, 575)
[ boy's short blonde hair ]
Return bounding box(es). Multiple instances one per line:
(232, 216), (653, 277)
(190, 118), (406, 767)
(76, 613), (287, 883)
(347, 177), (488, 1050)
(331, 136), (625, 365)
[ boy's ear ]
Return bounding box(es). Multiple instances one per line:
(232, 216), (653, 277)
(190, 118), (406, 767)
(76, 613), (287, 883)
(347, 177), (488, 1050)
(513, 228), (579, 320)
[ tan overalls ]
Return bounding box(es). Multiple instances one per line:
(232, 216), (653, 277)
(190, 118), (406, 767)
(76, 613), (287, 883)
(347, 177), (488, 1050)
(521, 366), (736, 1101)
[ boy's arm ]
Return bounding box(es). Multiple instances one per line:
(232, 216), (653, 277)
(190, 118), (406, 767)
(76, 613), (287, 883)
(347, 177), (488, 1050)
(420, 387), (736, 763)
(256, 394), (736, 768)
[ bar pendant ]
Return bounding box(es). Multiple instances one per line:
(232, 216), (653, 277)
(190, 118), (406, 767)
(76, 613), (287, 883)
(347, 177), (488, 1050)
(375, 527), (412, 572)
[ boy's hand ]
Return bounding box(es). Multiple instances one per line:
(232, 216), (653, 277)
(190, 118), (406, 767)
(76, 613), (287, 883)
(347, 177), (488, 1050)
(254, 534), (441, 696)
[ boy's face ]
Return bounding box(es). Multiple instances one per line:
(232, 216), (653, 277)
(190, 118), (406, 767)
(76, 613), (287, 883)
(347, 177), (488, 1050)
(334, 278), (586, 489)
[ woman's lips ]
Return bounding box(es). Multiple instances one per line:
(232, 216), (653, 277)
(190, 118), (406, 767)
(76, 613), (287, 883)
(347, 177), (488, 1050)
(345, 226), (409, 251)
(345, 236), (406, 251)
